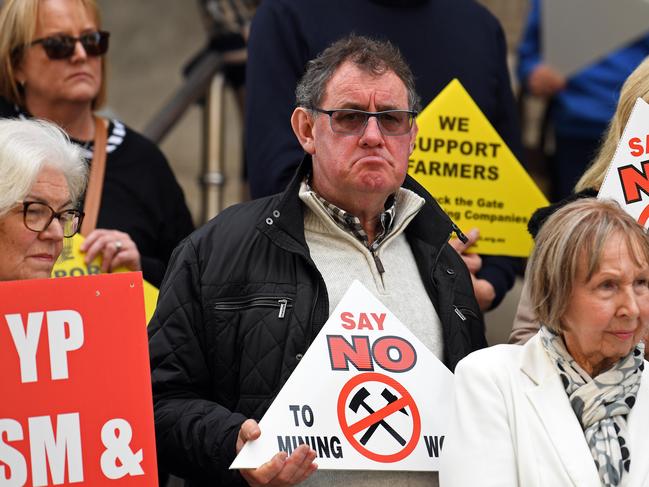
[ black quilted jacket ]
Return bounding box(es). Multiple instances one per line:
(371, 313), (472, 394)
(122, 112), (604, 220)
(148, 157), (486, 485)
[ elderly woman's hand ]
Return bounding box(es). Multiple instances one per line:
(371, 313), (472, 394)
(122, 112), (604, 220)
(80, 228), (142, 273)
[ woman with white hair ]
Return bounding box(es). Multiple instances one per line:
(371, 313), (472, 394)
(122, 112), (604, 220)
(441, 198), (649, 487)
(0, 118), (86, 280)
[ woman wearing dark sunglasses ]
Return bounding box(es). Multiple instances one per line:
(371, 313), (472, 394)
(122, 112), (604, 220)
(0, 0), (194, 287)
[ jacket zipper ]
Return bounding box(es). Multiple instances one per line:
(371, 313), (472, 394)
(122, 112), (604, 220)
(454, 305), (478, 322)
(439, 223), (475, 324)
(371, 250), (385, 274)
(454, 306), (466, 321)
(213, 296), (294, 319)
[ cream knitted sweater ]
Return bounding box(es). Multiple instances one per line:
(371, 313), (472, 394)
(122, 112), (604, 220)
(297, 183), (442, 487)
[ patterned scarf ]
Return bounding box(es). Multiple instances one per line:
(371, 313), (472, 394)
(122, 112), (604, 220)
(539, 326), (644, 486)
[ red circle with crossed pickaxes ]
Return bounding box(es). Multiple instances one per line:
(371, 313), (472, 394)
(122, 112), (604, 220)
(337, 372), (421, 463)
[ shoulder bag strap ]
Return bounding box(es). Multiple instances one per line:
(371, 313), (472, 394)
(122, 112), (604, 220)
(80, 116), (107, 236)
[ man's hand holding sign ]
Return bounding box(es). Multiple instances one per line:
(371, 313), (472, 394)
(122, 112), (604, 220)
(236, 419), (317, 487)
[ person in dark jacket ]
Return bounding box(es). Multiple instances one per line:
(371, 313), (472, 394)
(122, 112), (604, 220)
(149, 35), (486, 487)
(244, 0), (526, 311)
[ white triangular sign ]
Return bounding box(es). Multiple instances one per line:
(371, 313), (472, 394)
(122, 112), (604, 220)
(598, 97), (649, 227)
(544, 0), (649, 76)
(231, 281), (454, 471)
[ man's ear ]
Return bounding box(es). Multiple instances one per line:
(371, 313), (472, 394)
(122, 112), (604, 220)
(291, 107), (316, 155)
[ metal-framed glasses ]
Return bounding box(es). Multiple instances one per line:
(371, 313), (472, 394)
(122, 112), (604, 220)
(18, 201), (84, 238)
(312, 108), (417, 136)
(30, 31), (110, 60)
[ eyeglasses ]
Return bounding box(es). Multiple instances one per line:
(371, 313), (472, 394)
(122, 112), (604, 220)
(311, 108), (417, 136)
(30, 31), (110, 60)
(18, 201), (84, 238)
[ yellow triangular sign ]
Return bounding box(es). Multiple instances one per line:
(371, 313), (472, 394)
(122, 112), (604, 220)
(408, 79), (548, 257)
(51, 233), (159, 323)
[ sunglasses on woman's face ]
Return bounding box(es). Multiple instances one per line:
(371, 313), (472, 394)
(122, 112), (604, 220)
(30, 30), (110, 60)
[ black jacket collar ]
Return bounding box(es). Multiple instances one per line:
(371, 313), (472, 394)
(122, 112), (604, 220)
(269, 154), (456, 253)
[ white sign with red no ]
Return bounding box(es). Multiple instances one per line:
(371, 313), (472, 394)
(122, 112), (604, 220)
(231, 281), (455, 471)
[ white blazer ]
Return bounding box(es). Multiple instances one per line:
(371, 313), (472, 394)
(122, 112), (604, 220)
(439, 334), (649, 486)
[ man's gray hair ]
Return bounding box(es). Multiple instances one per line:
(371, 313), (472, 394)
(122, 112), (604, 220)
(527, 198), (649, 333)
(295, 34), (421, 112)
(0, 118), (87, 216)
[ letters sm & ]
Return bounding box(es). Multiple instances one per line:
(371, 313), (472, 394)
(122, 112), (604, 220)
(0, 273), (157, 486)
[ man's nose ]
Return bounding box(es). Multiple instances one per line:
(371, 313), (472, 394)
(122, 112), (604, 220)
(359, 115), (384, 145)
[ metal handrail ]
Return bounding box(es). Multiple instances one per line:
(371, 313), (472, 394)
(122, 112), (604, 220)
(142, 45), (247, 223)
(142, 50), (223, 144)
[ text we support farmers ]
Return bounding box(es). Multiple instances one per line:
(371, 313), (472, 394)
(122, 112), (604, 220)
(1, 310), (144, 485)
(408, 116), (501, 181)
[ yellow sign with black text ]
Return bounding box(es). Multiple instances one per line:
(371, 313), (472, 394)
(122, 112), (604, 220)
(51, 234), (159, 323)
(408, 79), (548, 257)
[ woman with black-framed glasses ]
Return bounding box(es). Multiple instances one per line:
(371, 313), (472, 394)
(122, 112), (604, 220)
(0, 0), (194, 287)
(0, 118), (87, 281)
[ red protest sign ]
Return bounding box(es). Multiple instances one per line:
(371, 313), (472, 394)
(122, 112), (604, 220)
(0, 273), (157, 486)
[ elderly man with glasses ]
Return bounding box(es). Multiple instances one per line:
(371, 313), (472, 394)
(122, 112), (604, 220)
(148, 35), (485, 487)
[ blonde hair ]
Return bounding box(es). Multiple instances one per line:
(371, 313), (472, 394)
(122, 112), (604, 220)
(576, 55), (649, 192)
(527, 198), (649, 333)
(0, 0), (106, 109)
(0, 118), (87, 216)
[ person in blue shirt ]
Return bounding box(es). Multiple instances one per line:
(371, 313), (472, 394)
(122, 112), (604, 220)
(517, 0), (649, 200)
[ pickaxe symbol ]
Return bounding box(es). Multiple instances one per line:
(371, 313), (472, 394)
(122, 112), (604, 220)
(348, 387), (409, 446)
